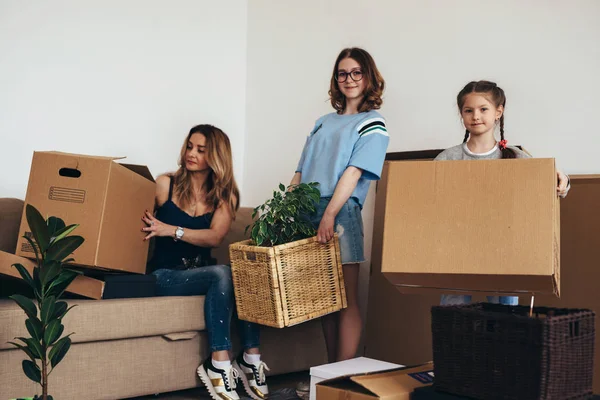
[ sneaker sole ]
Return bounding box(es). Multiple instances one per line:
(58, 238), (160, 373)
(233, 360), (266, 400)
(197, 364), (239, 400)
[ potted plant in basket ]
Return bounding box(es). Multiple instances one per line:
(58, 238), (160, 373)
(8, 204), (84, 400)
(229, 182), (347, 328)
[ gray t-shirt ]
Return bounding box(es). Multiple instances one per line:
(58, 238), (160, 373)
(434, 143), (530, 161)
(434, 142), (570, 197)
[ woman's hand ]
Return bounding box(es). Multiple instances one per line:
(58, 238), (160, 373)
(557, 170), (570, 197)
(141, 210), (175, 241)
(317, 212), (335, 244)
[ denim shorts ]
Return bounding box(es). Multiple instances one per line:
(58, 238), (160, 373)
(308, 197), (365, 265)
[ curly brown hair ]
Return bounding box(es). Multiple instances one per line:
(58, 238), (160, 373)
(329, 47), (385, 113)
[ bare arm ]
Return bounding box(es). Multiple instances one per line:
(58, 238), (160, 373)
(317, 166), (362, 243)
(290, 172), (302, 187)
(142, 176), (235, 248)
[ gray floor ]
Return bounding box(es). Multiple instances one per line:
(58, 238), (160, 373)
(126, 371), (310, 400)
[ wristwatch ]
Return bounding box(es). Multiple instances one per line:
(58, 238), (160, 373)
(174, 226), (184, 241)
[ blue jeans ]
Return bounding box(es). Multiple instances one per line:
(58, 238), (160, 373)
(440, 294), (519, 305)
(152, 265), (260, 352)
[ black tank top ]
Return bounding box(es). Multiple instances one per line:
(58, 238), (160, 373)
(148, 177), (214, 271)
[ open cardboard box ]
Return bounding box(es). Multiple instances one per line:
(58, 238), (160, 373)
(373, 149), (560, 296)
(316, 362), (434, 399)
(16, 151), (155, 274)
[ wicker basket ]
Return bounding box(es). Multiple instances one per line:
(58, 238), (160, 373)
(431, 303), (595, 400)
(229, 235), (347, 328)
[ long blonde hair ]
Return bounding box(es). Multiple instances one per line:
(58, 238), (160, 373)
(173, 124), (240, 218)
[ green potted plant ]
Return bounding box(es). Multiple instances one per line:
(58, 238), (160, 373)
(8, 204), (84, 400)
(246, 182), (320, 246)
(229, 182), (347, 328)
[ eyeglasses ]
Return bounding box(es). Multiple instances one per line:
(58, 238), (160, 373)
(336, 70), (363, 83)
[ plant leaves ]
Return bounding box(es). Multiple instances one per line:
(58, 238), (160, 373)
(26, 317), (43, 341)
(46, 236), (84, 262)
(8, 341), (36, 361)
(22, 359), (41, 383)
(45, 270), (78, 298)
(25, 204), (50, 253)
(22, 337), (44, 360)
(40, 260), (62, 287)
(49, 336), (71, 368)
(279, 183), (285, 192)
(50, 224), (78, 245)
(9, 294), (37, 318)
(41, 296), (56, 325)
(13, 263), (35, 288)
(47, 216), (66, 238)
(44, 320), (64, 345)
(24, 235), (41, 266)
(52, 301), (68, 320)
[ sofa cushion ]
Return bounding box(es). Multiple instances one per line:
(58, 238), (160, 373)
(1, 332), (208, 400)
(0, 296), (206, 350)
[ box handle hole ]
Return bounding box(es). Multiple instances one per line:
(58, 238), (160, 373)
(59, 168), (81, 178)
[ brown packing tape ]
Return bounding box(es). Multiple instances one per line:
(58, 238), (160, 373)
(0, 250), (105, 299)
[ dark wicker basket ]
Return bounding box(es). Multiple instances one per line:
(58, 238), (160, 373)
(431, 303), (595, 400)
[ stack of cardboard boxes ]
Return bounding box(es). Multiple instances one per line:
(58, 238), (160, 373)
(0, 151), (156, 299)
(363, 150), (600, 396)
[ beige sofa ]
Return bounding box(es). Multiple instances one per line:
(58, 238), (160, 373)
(0, 198), (327, 399)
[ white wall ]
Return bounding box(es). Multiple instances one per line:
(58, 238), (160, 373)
(244, 0), (600, 340)
(0, 0), (248, 198)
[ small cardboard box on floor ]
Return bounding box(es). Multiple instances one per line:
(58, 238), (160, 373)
(316, 361), (434, 399)
(373, 150), (560, 296)
(16, 151), (155, 274)
(310, 357), (403, 400)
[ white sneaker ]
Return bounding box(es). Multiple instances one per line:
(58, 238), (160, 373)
(197, 358), (241, 400)
(233, 354), (270, 399)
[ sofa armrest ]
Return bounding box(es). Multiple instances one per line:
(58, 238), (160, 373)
(0, 198), (24, 253)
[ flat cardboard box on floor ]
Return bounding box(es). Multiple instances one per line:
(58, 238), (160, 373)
(316, 362), (434, 400)
(16, 151), (155, 274)
(373, 150), (560, 295)
(310, 357), (403, 400)
(365, 174), (600, 393)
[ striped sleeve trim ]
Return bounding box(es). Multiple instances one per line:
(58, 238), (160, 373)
(358, 117), (387, 137)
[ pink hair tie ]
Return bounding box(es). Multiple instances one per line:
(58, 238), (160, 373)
(499, 139), (508, 150)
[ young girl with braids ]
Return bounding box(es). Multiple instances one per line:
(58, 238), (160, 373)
(436, 80), (570, 306)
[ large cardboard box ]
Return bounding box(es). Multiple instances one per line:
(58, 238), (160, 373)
(373, 150), (560, 295)
(16, 152), (155, 274)
(310, 357), (403, 400)
(365, 174), (600, 393)
(316, 362), (433, 400)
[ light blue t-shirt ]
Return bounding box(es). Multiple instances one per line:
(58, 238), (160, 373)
(295, 110), (389, 208)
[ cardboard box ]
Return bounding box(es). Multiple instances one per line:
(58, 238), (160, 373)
(0, 250), (105, 299)
(365, 174), (600, 393)
(373, 150), (560, 295)
(316, 362), (434, 400)
(310, 357), (403, 400)
(16, 151), (155, 274)
(0, 251), (157, 299)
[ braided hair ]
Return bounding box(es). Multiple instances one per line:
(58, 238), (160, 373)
(458, 80), (516, 159)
